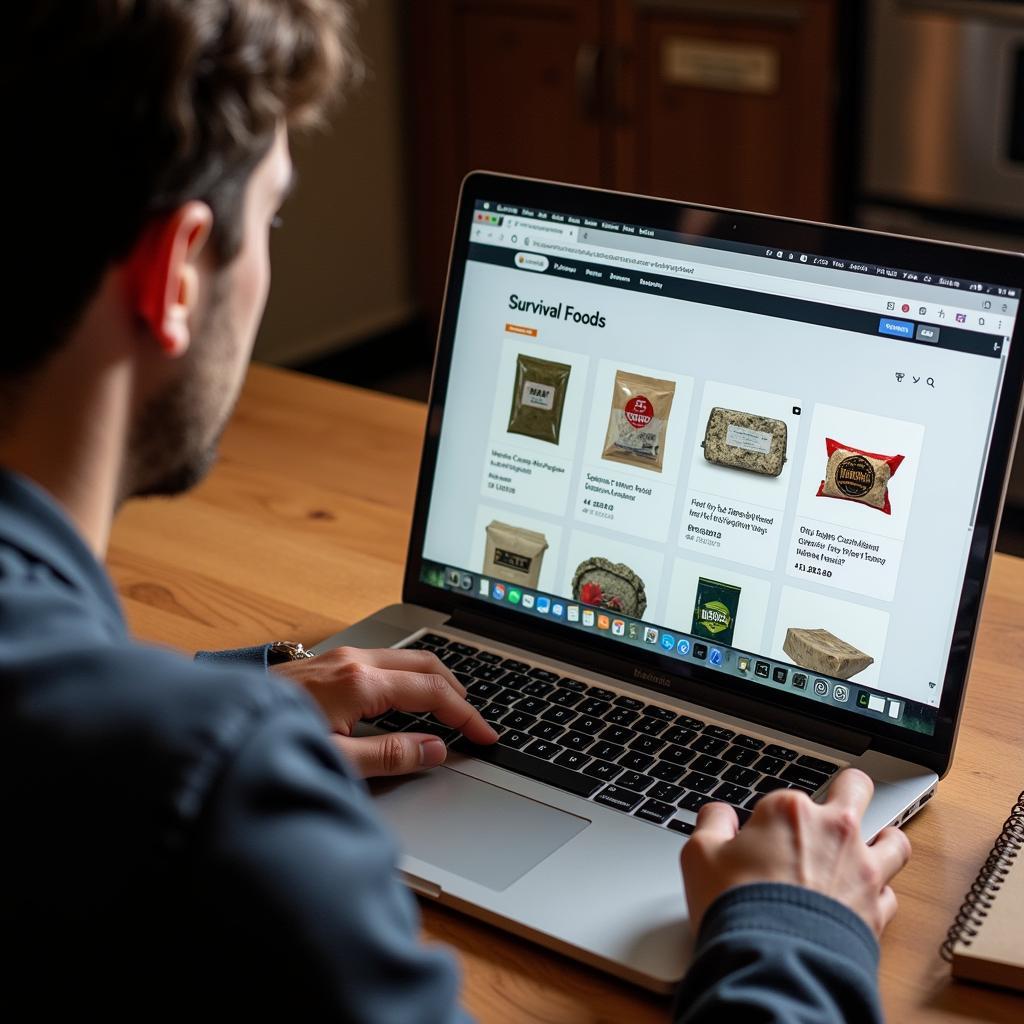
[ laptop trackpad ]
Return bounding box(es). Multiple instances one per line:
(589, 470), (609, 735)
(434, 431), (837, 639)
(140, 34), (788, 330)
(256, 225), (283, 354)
(370, 767), (590, 891)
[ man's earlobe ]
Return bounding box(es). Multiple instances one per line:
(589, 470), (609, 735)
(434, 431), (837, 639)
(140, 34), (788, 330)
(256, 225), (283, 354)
(122, 202), (213, 358)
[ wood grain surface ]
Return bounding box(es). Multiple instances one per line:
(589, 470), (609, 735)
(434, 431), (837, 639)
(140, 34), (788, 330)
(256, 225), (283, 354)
(108, 363), (1024, 1022)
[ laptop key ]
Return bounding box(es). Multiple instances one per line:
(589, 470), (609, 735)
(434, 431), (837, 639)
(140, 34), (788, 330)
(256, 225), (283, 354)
(681, 771), (718, 794)
(690, 735), (727, 756)
(712, 783), (752, 806)
(661, 745), (697, 767)
(553, 750), (592, 771)
(475, 651), (502, 664)
(781, 764), (829, 791)
(454, 657), (482, 675)
(438, 650), (465, 669)
(732, 734), (765, 751)
(467, 680), (502, 699)
(528, 721), (565, 742)
(523, 739), (560, 760)
(454, 671), (476, 687)
(542, 705), (577, 726)
(499, 730), (531, 750)
(583, 759), (623, 782)
(676, 715), (706, 731)
(763, 744), (799, 761)
(613, 695), (645, 710)
(420, 633), (448, 647)
(667, 819), (695, 835)
(586, 686), (616, 701)
(572, 715), (605, 735)
(650, 782), (684, 803)
(447, 642), (478, 657)
(619, 751), (654, 772)
(753, 755), (786, 776)
(490, 687), (520, 706)
(378, 711), (417, 731)
(578, 698), (611, 717)
(502, 672), (532, 691)
(605, 707), (640, 726)
(454, 738), (601, 797)
(514, 696), (550, 716)
(472, 664), (507, 682)
(744, 791), (768, 810)
(600, 725), (635, 745)
(466, 694), (486, 710)
(561, 730), (595, 752)
(481, 704), (507, 723)
(501, 658), (530, 673)
(501, 710), (536, 731)
(649, 761), (685, 783)
(418, 721), (459, 742)
(633, 716), (668, 736)
(796, 754), (840, 776)
(550, 688), (584, 707)
(594, 786), (643, 813)
(662, 726), (696, 746)
(642, 704), (677, 721)
(615, 771), (654, 793)
(755, 776), (791, 794)
(628, 734), (666, 756)
(521, 680), (556, 697)
(721, 745), (758, 767)
(635, 798), (675, 824)
(680, 791), (714, 813)
(702, 725), (736, 740)
(723, 765), (759, 788)
(590, 741), (625, 762)
(558, 677), (588, 692)
(690, 754), (727, 776)
(528, 668), (560, 683)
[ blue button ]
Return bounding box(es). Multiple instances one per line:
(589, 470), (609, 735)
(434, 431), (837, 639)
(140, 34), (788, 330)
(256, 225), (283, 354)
(709, 647), (723, 666)
(878, 317), (914, 338)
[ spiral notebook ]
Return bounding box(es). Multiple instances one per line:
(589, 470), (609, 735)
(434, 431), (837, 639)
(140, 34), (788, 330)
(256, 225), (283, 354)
(941, 790), (1024, 992)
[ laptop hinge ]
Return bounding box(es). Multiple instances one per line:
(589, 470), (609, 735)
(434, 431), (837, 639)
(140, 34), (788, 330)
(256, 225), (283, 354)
(446, 608), (872, 757)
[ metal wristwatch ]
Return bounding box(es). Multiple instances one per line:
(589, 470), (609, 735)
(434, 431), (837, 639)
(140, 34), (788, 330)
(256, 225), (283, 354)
(267, 641), (316, 665)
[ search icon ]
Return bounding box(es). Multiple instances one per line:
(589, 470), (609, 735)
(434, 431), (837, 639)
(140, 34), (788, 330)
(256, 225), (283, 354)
(926, 377), (935, 388)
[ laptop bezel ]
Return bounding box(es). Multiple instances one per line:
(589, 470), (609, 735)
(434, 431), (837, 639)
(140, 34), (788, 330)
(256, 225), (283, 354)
(402, 171), (1024, 777)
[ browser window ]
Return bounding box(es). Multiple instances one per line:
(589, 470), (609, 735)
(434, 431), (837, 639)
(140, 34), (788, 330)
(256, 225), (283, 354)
(420, 198), (1019, 737)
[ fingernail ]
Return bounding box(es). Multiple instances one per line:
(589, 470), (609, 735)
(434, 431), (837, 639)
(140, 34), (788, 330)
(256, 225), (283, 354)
(418, 737), (447, 767)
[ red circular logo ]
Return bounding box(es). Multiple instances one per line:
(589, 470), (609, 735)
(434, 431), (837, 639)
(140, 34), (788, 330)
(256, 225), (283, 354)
(624, 395), (653, 428)
(901, 303), (910, 313)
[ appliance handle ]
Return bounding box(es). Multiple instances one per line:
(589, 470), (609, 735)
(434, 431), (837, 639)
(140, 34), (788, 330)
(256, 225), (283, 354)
(899, 0), (1024, 25)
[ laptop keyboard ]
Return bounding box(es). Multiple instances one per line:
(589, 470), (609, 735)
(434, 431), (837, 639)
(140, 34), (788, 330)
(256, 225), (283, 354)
(372, 632), (844, 835)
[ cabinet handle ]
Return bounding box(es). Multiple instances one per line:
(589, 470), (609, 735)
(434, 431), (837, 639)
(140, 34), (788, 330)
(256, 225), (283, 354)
(575, 42), (602, 118)
(632, 0), (802, 23)
(898, 0), (1024, 24)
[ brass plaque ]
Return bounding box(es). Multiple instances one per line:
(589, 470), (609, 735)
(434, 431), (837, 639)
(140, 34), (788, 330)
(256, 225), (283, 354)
(661, 38), (779, 94)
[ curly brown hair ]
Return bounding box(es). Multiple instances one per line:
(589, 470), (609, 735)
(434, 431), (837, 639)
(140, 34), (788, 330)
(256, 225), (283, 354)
(5, 0), (352, 376)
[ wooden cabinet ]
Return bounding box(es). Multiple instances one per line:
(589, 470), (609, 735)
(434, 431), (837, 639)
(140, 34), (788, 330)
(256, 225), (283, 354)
(408, 0), (839, 321)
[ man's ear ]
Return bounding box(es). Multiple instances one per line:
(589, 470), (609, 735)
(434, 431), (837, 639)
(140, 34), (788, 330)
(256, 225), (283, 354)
(121, 201), (214, 358)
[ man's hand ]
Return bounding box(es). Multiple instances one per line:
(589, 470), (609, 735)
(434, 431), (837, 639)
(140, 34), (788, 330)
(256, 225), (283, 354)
(273, 646), (498, 777)
(681, 768), (911, 938)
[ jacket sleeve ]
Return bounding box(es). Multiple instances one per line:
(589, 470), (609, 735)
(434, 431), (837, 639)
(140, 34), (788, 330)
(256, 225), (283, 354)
(183, 685), (473, 1022)
(194, 644), (273, 669)
(672, 883), (883, 1024)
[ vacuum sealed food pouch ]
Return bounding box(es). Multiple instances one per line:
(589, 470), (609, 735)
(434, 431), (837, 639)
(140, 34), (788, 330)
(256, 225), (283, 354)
(783, 627), (874, 680)
(484, 521), (548, 588)
(817, 438), (905, 514)
(702, 407), (788, 476)
(507, 354), (571, 445)
(571, 557), (647, 617)
(691, 576), (741, 646)
(601, 370), (676, 472)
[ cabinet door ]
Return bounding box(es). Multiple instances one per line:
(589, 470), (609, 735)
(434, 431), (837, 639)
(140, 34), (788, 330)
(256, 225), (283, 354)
(610, 0), (837, 220)
(409, 0), (608, 324)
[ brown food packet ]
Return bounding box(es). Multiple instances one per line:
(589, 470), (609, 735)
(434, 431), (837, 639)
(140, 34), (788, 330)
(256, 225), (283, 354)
(483, 521), (548, 588)
(601, 370), (676, 473)
(507, 354), (571, 445)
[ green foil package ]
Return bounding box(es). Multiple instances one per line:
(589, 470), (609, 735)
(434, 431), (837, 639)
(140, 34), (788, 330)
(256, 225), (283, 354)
(507, 354), (571, 445)
(691, 577), (740, 646)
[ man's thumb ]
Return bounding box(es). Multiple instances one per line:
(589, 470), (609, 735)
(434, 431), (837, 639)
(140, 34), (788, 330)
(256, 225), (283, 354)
(334, 732), (448, 778)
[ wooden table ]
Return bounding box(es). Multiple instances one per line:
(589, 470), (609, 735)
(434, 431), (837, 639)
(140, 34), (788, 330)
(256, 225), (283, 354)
(109, 363), (1024, 1022)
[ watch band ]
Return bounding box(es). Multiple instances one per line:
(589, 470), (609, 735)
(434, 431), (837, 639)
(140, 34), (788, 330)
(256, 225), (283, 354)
(267, 641), (316, 664)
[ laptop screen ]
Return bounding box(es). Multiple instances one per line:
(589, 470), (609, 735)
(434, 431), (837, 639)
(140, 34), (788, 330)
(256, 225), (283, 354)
(416, 181), (1021, 741)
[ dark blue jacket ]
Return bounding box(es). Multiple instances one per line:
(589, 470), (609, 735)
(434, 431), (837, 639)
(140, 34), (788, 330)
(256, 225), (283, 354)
(0, 469), (882, 1021)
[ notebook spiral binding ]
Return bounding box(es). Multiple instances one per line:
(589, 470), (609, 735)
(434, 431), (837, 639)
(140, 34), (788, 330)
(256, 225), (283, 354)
(941, 789), (1024, 962)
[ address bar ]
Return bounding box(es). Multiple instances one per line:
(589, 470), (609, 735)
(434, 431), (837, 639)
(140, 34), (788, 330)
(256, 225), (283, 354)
(524, 234), (887, 314)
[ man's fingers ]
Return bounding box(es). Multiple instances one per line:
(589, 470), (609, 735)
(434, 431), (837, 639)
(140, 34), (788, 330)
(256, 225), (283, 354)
(692, 801), (740, 843)
(333, 732), (448, 778)
(331, 646), (468, 697)
(868, 826), (912, 884)
(376, 671), (497, 745)
(877, 885), (899, 934)
(823, 767), (874, 819)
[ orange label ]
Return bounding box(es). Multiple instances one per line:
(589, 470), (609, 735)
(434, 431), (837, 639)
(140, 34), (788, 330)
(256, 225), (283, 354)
(505, 323), (538, 336)
(597, 614), (611, 630)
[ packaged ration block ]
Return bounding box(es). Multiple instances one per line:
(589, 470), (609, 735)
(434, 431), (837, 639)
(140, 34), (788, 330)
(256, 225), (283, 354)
(783, 627), (874, 681)
(484, 521), (548, 589)
(817, 438), (904, 515)
(702, 407), (788, 477)
(601, 370), (676, 472)
(507, 354), (571, 445)
(691, 577), (741, 646)
(571, 557), (647, 617)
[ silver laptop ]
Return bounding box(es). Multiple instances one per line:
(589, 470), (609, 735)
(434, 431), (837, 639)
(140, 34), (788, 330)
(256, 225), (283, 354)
(315, 173), (1024, 992)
